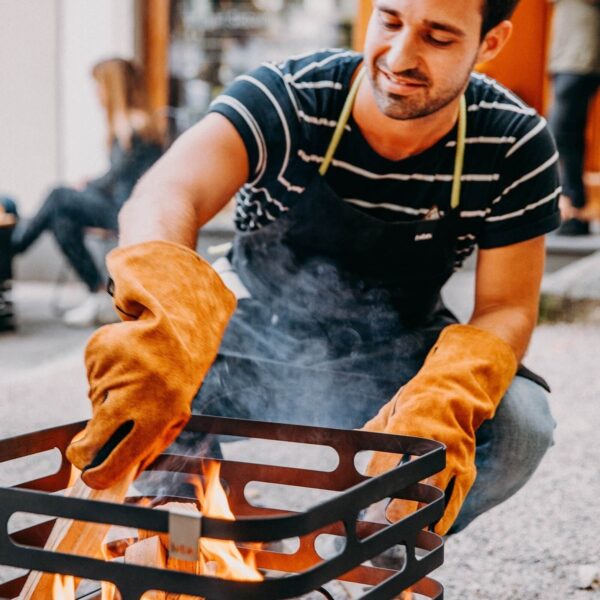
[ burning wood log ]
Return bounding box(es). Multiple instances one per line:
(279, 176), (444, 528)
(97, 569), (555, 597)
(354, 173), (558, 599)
(18, 471), (134, 600)
(102, 525), (139, 560)
(139, 502), (200, 600)
(124, 536), (167, 600)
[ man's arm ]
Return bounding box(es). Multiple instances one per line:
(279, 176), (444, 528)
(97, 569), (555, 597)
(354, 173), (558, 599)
(66, 112), (246, 489)
(118, 112), (249, 249)
(469, 235), (546, 362)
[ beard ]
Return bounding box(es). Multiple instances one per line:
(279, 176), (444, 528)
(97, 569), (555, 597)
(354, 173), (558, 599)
(368, 60), (472, 120)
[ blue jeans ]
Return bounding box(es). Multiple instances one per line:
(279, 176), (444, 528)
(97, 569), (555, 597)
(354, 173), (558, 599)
(450, 375), (555, 534)
(11, 186), (119, 291)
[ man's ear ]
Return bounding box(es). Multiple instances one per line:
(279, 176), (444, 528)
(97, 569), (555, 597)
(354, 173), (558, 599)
(476, 20), (513, 64)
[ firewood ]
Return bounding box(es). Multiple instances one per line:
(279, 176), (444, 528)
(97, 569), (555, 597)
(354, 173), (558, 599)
(124, 536), (167, 599)
(102, 525), (139, 559)
(138, 502), (201, 600)
(165, 554), (200, 600)
(18, 471), (134, 600)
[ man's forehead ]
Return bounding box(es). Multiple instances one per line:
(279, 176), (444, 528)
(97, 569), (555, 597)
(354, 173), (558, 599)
(373, 0), (484, 26)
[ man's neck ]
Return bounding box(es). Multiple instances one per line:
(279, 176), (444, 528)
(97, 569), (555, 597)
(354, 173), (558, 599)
(352, 79), (461, 162)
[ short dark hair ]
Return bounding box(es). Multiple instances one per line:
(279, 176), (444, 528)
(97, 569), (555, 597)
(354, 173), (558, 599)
(481, 0), (520, 36)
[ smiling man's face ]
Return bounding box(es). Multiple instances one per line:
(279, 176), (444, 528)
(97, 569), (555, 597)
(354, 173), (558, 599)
(363, 0), (486, 120)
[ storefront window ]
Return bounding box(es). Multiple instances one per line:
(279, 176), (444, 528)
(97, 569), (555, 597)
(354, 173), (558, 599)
(168, 0), (357, 134)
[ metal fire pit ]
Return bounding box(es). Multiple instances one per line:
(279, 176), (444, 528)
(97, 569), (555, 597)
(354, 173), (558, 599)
(0, 416), (445, 599)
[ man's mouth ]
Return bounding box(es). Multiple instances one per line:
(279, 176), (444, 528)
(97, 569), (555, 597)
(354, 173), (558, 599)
(377, 67), (428, 95)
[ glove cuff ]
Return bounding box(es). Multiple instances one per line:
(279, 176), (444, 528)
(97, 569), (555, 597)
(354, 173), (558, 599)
(106, 240), (236, 320)
(425, 323), (518, 407)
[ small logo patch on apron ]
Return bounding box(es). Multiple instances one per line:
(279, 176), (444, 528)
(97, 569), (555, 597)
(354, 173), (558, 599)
(414, 232), (433, 242)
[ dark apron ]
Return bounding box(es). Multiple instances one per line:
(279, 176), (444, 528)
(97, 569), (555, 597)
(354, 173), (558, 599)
(192, 69), (545, 433)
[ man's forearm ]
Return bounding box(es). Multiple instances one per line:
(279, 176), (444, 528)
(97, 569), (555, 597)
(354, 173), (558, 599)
(116, 113), (250, 251)
(468, 305), (537, 363)
(118, 179), (201, 250)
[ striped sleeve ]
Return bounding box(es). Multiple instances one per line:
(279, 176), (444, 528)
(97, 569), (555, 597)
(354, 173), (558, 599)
(208, 63), (302, 186)
(478, 116), (561, 249)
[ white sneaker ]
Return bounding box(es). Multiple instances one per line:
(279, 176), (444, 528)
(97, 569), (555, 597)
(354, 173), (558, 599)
(63, 291), (118, 327)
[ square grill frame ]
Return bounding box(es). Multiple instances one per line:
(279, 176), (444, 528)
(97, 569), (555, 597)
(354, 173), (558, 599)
(0, 415), (445, 599)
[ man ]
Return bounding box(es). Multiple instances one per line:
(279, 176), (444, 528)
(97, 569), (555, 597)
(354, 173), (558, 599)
(547, 0), (600, 235)
(67, 0), (559, 537)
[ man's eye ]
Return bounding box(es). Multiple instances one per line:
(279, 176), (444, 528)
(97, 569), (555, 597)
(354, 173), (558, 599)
(379, 12), (401, 30)
(427, 34), (454, 47)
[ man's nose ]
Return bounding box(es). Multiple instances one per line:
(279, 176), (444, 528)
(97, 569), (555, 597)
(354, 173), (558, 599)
(386, 29), (421, 73)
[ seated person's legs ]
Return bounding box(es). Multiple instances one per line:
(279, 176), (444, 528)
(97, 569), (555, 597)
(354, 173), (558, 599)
(9, 186), (119, 326)
(48, 187), (119, 326)
(449, 375), (555, 534)
(10, 187), (69, 253)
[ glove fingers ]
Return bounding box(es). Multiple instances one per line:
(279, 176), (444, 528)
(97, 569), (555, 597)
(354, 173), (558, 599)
(68, 393), (190, 489)
(86, 414), (189, 489)
(365, 451), (404, 477)
(66, 397), (145, 488)
(433, 468), (476, 535)
(362, 390), (402, 433)
(66, 403), (132, 472)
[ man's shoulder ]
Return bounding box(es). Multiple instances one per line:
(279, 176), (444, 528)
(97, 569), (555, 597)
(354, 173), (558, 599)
(273, 48), (362, 82)
(238, 49), (362, 126)
(466, 72), (545, 136)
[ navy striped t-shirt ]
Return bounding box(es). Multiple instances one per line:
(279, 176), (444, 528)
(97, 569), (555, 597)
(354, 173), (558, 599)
(209, 49), (560, 267)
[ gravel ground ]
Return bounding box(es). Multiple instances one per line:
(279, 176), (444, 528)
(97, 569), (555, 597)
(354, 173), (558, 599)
(1, 281), (599, 599)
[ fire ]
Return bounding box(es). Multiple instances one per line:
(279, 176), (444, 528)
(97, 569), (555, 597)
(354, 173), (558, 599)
(50, 463), (260, 600)
(192, 461), (263, 582)
(51, 574), (75, 600)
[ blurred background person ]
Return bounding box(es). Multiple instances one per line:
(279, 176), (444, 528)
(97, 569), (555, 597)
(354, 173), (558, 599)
(4, 57), (164, 326)
(548, 0), (600, 235)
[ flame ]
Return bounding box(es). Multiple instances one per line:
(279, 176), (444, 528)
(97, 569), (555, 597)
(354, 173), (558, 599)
(191, 462), (263, 582)
(52, 574), (75, 600)
(53, 463), (260, 600)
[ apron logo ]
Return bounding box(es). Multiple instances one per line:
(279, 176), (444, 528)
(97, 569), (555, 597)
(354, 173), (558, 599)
(415, 232), (433, 242)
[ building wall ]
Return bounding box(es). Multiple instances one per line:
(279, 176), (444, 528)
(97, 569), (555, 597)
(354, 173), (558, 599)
(60, 0), (135, 183)
(0, 0), (135, 280)
(0, 0), (60, 211)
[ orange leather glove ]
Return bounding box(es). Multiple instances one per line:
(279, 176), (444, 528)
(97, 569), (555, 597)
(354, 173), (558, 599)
(66, 241), (236, 489)
(363, 324), (517, 535)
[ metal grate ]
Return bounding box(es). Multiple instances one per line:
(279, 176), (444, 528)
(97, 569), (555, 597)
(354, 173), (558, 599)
(0, 416), (445, 599)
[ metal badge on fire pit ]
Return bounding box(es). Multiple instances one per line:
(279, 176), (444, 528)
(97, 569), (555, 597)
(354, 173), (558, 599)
(168, 505), (202, 562)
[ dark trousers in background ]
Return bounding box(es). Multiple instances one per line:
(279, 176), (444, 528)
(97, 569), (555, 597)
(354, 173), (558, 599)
(548, 73), (600, 209)
(12, 186), (119, 292)
(0, 197), (17, 281)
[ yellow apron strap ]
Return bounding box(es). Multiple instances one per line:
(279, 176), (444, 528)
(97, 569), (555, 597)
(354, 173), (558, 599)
(450, 95), (467, 209)
(319, 67), (366, 176)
